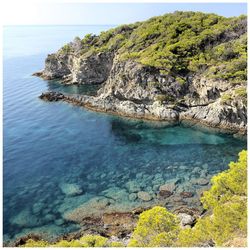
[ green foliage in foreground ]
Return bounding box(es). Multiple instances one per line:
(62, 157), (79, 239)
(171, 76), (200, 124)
(128, 206), (180, 247)
(21, 150), (247, 247)
(178, 149), (247, 247)
(22, 235), (124, 247)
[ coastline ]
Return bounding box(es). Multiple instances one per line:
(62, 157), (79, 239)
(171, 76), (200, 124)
(3, 8), (248, 247)
(39, 91), (247, 137)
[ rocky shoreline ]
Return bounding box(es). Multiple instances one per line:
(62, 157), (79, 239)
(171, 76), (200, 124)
(8, 183), (204, 247)
(33, 12), (247, 135)
(39, 91), (247, 136)
(8, 206), (199, 247)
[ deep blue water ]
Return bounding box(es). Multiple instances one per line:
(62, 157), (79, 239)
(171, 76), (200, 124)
(3, 26), (246, 243)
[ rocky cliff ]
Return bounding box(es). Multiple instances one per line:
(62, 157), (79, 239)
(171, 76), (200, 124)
(35, 11), (247, 135)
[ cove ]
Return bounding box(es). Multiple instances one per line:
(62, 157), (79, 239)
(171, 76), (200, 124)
(3, 26), (246, 244)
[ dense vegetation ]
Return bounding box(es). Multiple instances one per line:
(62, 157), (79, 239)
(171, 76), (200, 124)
(21, 150), (247, 247)
(178, 149), (247, 247)
(21, 235), (124, 247)
(61, 11), (247, 85)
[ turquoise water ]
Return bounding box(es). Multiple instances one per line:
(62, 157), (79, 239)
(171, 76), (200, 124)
(3, 26), (246, 243)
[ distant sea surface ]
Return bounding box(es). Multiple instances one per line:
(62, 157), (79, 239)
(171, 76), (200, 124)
(3, 26), (246, 243)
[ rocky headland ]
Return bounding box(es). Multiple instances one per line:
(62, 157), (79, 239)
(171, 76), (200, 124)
(23, 11), (248, 246)
(34, 11), (247, 135)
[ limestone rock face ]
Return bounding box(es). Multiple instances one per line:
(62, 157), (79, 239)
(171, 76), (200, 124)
(43, 53), (72, 80)
(35, 16), (247, 135)
(98, 57), (185, 102)
(41, 51), (114, 85)
(70, 52), (114, 84)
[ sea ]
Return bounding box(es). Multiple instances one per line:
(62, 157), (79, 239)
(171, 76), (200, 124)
(3, 25), (247, 243)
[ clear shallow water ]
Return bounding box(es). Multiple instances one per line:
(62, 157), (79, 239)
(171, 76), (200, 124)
(3, 26), (246, 243)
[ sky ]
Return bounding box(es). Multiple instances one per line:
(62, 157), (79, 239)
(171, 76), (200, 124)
(1, 1), (248, 25)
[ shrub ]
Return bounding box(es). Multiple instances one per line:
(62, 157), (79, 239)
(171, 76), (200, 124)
(57, 12), (247, 84)
(201, 150), (247, 209)
(176, 76), (186, 85)
(147, 81), (160, 88)
(22, 235), (109, 248)
(53, 240), (74, 247)
(128, 206), (180, 247)
(178, 150), (247, 247)
(21, 239), (49, 247)
(78, 235), (109, 247)
(220, 94), (232, 104)
(60, 44), (72, 54)
(234, 87), (247, 98)
(109, 241), (125, 247)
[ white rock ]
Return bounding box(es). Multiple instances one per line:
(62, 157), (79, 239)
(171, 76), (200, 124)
(178, 213), (195, 227)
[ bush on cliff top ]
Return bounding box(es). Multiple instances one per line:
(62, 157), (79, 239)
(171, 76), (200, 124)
(62, 11), (247, 84)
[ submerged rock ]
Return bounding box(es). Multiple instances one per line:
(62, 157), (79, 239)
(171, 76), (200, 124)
(137, 191), (152, 201)
(55, 219), (65, 226)
(158, 190), (173, 198)
(159, 182), (176, 193)
(102, 187), (129, 201)
(10, 209), (43, 227)
(59, 183), (83, 197)
(180, 191), (194, 198)
(125, 181), (141, 193)
(32, 202), (45, 214)
(63, 196), (111, 223)
(128, 193), (137, 201)
(192, 178), (209, 186)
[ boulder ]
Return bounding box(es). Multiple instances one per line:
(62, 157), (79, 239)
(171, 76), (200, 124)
(63, 196), (110, 223)
(125, 181), (141, 193)
(137, 191), (152, 201)
(159, 182), (176, 193)
(102, 212), (137, 236)
(178, 213), (195, 228)
(10, 209), (42, 227)
(102, 187), (129, 201)
(129, 193), (137, 201)
(39, 92), (65, 102)
(180, 192), (194, 198)
(59, 183), (83, 197)
(158, 190), (173, 198)
(194, 178), (209, 186)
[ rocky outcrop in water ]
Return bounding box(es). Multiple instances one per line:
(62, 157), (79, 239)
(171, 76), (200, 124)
(35, 12), (247, 134)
